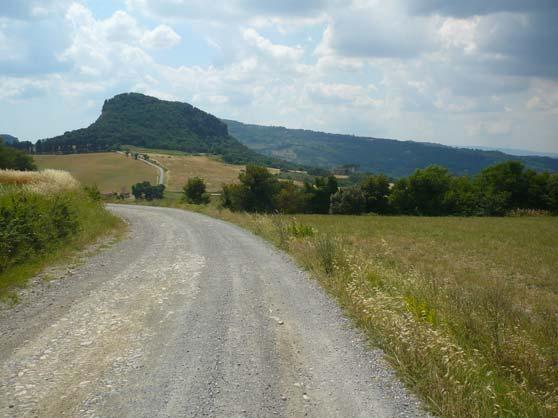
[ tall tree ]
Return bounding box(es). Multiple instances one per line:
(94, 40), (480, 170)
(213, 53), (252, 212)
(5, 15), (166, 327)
(390, 165), (452, 215)
(183, 177), (210, 204)
(476, 161), (529, 211)
(238, 165), (281, 212)
(360, 174), (391, 214)
(0, 143), (36, 171)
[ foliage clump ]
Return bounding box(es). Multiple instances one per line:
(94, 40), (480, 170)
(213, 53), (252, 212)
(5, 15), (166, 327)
(131, 181), (165, 200)
(183, 177), (209, 204)
(0, 192), (78, 273)
(0, 142), (36, 171)
(220, 161), (558, 216)
(0, 169), (120, 288)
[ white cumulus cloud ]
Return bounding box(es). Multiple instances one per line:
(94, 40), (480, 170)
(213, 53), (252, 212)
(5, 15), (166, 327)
(242, 28), (302, 60)
(141, 25), (181, 49)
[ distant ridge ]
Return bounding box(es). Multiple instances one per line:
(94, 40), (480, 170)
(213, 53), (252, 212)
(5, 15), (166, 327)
(465, 145), (558, 159)
(225, 120), (558, 177)
(34, 93), (293, 169)
(0, 134), (19, 145)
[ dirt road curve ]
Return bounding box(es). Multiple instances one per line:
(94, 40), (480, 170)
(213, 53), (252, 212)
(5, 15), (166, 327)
(139, 158), (165, 185)
(0, 205), (425, 417)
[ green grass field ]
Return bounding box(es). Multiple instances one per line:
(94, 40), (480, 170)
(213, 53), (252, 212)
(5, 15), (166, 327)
(143, 193), (557, 417)
(34, 153), (158, 193)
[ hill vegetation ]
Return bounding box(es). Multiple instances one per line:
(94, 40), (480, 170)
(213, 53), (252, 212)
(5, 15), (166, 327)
(0, 169), (121, 298)
(33, 93), (293, 169)
(225, 119), (558, 177)
(0, 134), (19, 145)
(0, 142), (36, 171)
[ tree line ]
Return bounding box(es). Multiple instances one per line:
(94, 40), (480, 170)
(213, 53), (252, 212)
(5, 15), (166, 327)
(214, 161), (558, 216)
(0, 142), (36, 171)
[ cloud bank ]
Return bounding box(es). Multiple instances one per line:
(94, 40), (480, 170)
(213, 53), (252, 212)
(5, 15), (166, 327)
(0, 0), (556, 152)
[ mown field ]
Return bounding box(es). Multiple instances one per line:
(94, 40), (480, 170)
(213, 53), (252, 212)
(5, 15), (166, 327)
(146, 153), (244, 192)
(129, 147), (280, 192)
(33, 153), (158, 193)
(140, 192), (558, 417)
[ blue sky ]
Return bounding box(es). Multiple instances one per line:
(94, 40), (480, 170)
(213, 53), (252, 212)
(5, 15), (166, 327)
(0, 0), (557, 152)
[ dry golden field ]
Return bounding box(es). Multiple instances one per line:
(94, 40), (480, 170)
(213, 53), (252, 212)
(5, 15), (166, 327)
(33, 153), (158, 193)
(146, 153), (244, 192)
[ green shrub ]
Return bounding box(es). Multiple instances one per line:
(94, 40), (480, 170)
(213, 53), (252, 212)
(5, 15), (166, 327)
(83, 184), (101, 201)
(314, 234), (339, 275)
(0, 169), (122, 296)
(360, 174), (391, 214)
(221, 165), (281, 212)
(288, 220), (315, 238)
(183, 177), (210, 204)
(275, 182), (310, 214)
(269, 216), (316, 248)
(0, 143), (36, 171)
(0, 191), (81, 273)
(132, 181), (165, 200)
(547, 173), (558, 214)
(330, 187), (366, 215)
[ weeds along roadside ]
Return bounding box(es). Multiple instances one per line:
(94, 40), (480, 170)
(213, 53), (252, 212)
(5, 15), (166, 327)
(0, 169), (124, 300)
(199, 207), (558, 418)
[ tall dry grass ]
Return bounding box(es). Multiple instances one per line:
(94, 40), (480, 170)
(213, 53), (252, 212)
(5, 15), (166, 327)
(0, 169), (80, 194)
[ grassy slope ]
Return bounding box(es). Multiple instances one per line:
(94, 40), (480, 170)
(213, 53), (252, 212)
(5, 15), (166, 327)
(34, 153), (158, 193)
(147, 153), (244, 192)
(0, 190), (124, 301)
(126, 146), (281, 192)
(130, 194), (558, 417)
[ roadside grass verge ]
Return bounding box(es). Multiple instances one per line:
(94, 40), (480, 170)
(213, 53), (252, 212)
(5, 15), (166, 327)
(123, 194), (558, 417)
(239, 215), (558, 417)
(0, 170), (124, 301)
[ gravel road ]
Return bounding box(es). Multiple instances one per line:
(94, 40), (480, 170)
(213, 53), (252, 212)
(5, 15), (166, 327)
(0, 204), (426, 417)
(115, 151), (165, 185)
(139, 158), (165, 185)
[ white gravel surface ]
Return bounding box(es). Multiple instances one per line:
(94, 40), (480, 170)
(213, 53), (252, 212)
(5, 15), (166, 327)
(0, 204), (427, 417)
